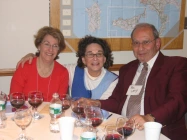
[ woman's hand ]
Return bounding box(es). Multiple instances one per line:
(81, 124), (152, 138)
(16, 53), (35, 69)
(79, 98), (101, 108)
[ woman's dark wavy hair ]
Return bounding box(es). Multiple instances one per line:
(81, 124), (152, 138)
(76, 35), (113, 69)
(34, 26), (65, 60)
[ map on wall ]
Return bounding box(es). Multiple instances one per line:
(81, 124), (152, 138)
(61, 0), (182, 38)
(49, 0), (185, 51)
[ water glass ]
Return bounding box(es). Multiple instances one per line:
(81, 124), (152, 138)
(0, 92), (7, 128)
(14, 108), (33, 140)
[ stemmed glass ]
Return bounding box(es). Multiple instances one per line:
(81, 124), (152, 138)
(71, 97), (85, 127)
(14, 108), (33, 140)
(61, 94), (71, 115)
(28, 91), (43, 120)
(0, 92), (7, 128)
(103, 124), (123, 140)
(116, 117), (135, 140)
(84, 105), (103, 139)
(10, 92), (25, 111)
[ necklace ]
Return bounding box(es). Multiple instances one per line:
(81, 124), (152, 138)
(37, 59), (54, 77)
(36, 71), (52, 101)
(36, 58), (53, 101)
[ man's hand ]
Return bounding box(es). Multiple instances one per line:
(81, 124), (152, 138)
(16, 53), (35, 69)
(130, 114), (155, 130)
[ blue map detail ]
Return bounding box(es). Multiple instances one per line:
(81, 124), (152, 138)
(69, 0), (181, 38)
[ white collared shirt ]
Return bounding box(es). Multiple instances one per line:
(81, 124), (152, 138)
(121, 52), (159, 117)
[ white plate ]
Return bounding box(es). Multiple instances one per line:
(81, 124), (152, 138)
(102, 109), (110, 119)
(71, 109), (110, 120)
(5, 101), (14, 115)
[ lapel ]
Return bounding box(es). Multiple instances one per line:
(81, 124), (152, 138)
(144, 52), (165, 113)
(145, 52), (164, 97)
(148, 52), (164, 79)
(126, 60), (139, 83)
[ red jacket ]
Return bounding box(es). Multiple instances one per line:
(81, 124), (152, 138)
(101, 52), (187, 140)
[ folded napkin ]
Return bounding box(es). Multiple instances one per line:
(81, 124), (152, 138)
(99, 117), (117, 130)
(40, 104), (50, 114)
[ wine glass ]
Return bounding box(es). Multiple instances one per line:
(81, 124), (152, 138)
(10, 92), (25, 111)
(14, 108), (33, 140)
(28, 91), (43, 120)
(116, 117), (135, 140)
(71, 97), (85, 127)
(84, 105), (103, 139)
(103, 124), (123, 140)
(10, 92), (25, 121)
(61, 94), (71, 115)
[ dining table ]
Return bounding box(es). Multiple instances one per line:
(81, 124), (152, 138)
(0, 102), (170, 140)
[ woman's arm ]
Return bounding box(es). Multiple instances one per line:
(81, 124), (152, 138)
(16, 53), (35, 69)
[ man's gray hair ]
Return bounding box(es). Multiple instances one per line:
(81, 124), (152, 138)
(131, 23), (159, 39)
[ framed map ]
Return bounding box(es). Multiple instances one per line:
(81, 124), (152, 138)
(50, 0), (186, 52)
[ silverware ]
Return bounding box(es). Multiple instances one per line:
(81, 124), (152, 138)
(106, 114), (113, 119)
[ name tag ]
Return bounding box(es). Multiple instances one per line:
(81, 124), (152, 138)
(126, 85), (143, 95)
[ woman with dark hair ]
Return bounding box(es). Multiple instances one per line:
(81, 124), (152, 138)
(16, 35), (118, 99)
(10, 26), (69, 101)
(69, 35), (118, 99)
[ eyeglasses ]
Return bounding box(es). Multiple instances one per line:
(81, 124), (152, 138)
(132, 38), (156, 47)
(42, 41), (59, 50)
(85, 52), (104, 58)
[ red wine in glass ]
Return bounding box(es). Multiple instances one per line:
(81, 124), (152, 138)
(116, 117), (135, 139)
(117, 126), (133, 137)
(71, 97), (86, 127)
(62, 104), (70, 110)
(84, 106), (103, 128)
(10, 99), (25, 109)
(104, 134), (122, 140)
(91, 117), (103, 127)
(72, 106), (84, 115)
(104, 124), (123, 140)
(28, 91), (43, 120)
(10, 92), (25, 121)
(10, 92), (25, 111)
(61, 94), (71, 111)
(28, 99), (42, 108)
(84, 105), (104, 139)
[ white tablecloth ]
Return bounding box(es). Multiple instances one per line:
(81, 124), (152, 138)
(0, 102), (170, 140)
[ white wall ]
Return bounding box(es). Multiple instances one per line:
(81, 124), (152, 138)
(0, 0), (187, 94)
